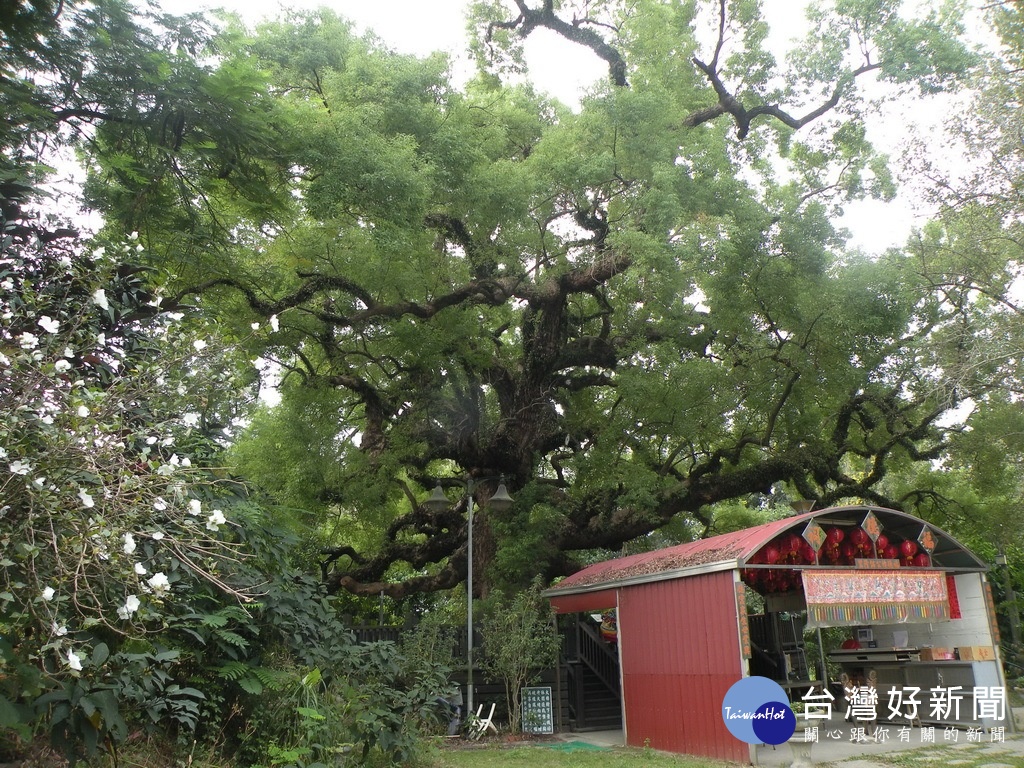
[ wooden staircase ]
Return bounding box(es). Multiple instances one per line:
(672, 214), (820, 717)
(565, 615), (623, 731)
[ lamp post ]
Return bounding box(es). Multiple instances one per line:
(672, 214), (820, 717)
(424, 477), (514, 715)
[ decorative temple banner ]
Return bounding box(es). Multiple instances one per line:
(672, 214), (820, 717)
(735, 580), (752, 659)
(802, 569), (950, 627)
(946, 574), (961, 620)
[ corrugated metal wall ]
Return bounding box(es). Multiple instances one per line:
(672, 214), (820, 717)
(618, 569), (749, 763)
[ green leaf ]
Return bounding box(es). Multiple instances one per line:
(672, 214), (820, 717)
(237, 676), (263, 695)
(0, 695), (23, 726)
(91, 642), (109, 667)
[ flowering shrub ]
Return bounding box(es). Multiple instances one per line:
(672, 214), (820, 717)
(0, 226), (255, 758)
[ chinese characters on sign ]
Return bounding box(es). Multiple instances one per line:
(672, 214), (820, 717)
(521, 686), (554, 734)
(795, 684), (1006, 744)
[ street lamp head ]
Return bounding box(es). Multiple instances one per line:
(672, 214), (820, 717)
(488, 482), (514, 513)
(424, 484), (451, 513)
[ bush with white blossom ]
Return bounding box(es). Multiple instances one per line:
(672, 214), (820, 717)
(0, 227), (258, 750)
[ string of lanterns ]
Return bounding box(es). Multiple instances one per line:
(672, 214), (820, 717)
(741, 511), (937, 594)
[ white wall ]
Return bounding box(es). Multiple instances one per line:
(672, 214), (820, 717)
(897, 573), (994, 650)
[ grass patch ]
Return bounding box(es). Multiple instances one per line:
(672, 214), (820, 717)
(434, 743), (726, 768)
(868, 742), (1020, 768)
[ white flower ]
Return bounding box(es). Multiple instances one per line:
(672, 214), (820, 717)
(181, 412), (200, 428)
(58, 255), (72, 269)
(92, 288), (109, 310)
(147, 572), (170, 596)
(63, 346), (74, 358)
(0, 278), (12, 291)
(19, 332), (38, 349)
(37, 316), (60, 334)
(0, 447), (6, 459)
(269, 314), (279, 332)
(76, 405), (89, 417)
(134, 562), (147, 575)
(118, 593), (142, 620)
(77, 488), (95, 508)
(188, 499), (202, 516)
(192, 339), (207, 351)
(179, 456), (191, 467)
(250, 322), (260, 330)
(128, 231), (138, 240)
(93, 246), (106, 259)
(96, 332), (105, 347)
(52, 622), (67, 637)
(122, 532), (136, 555)
(153, 497), (168, 511)
(206, 508), (227, 532)
(151, 531), (164, 541)
(67, 650), (83, 671)
(41, 586), (55, 601)
(54, 359), (72, 373)
(10, 460), (31, 475)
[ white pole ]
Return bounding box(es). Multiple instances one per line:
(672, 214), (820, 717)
(466, 482), (475, 715)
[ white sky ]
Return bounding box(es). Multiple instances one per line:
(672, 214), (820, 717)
(171, 0), (985, 254)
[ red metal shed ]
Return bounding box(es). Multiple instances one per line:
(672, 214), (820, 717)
(545, 505), (996, 763)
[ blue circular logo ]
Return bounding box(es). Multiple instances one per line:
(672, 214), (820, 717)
(721, 676), (796, 745)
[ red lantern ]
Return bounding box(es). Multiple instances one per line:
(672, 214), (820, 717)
(912, 552), (931, 567)
(882, 543), (899, 559)
(785, 533), (802, 556)
(764, 545), (780, 564)
(826, 527), (845, 545)
(840, 541), (856, 562)
(801, 542), (816, 562)
(850, 528), (869, 547)
(876, 534), (889, 551)
(900, 539), (918, 558)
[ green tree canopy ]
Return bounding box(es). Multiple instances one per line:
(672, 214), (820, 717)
(19, 0), (1016, 599)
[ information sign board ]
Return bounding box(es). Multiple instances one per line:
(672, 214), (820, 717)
(521, 686), (554, 734)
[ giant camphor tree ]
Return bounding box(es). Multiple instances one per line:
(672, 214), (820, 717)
(62, 0), (1012, 599)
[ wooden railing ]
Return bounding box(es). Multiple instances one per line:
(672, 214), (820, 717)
(352, 626), (403, 644)
(577, 618), (620, 695)
(350, 625), (476, 662)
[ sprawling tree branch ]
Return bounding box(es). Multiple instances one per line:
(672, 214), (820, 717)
(487, 0), (628, 86)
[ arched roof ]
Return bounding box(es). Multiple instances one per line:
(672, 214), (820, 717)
(546, 505), (988, 598)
